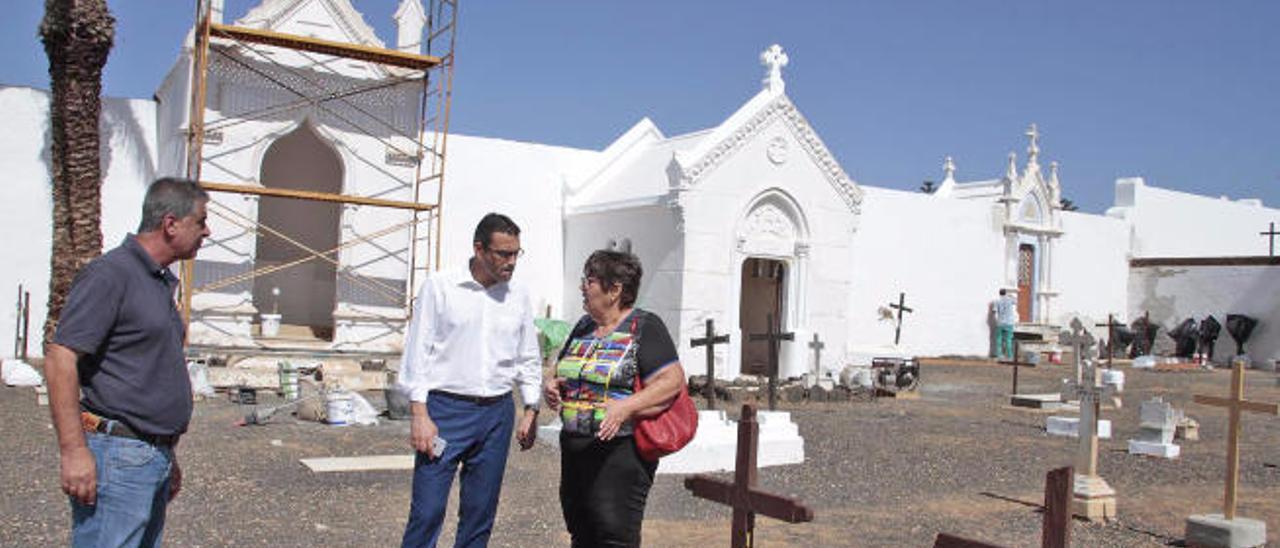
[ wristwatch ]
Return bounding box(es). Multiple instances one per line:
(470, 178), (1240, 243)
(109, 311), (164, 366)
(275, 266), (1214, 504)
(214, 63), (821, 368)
(524, 404), (539, 413)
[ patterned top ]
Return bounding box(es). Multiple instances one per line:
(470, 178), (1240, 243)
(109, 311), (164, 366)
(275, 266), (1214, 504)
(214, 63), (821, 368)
(555, 309), (678, 437)
(996, 294), (1018, 326)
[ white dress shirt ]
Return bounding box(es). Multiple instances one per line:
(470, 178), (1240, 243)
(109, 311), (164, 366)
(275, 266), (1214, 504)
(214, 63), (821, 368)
(396, 266), (542, 407)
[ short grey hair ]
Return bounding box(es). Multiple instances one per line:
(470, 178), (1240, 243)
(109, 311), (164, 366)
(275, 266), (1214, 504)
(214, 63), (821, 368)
(137, 177), (209, 232)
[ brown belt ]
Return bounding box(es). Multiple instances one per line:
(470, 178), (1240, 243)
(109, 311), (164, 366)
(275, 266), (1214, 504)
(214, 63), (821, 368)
(81, 411), (179, 447)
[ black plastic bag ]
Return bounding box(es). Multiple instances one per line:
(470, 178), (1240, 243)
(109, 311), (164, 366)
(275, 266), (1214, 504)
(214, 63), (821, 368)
(1225, 314), (1258, 355)
(1168, 318), (1199, 358)
(1130, 317), (1159, 357)
(1197, 316), (1221, 360)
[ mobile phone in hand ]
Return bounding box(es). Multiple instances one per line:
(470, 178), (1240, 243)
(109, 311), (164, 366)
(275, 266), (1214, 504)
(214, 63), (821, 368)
(431, 436), (447, 458)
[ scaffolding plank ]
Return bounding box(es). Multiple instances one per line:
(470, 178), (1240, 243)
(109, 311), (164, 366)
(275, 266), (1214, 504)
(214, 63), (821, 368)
(201, 181), (435, 211)
(210, 23), (441, 70)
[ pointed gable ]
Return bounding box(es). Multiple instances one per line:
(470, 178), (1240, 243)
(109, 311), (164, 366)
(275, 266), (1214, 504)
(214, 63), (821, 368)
(671, 90), (863, 213)
(237, 0), (385, 48)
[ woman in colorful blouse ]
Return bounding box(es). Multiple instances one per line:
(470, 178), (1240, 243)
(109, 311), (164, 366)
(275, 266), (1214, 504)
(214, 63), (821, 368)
(543, 250), (686, 547)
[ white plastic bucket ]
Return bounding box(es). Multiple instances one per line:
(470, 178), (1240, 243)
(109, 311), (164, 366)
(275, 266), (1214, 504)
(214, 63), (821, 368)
(261, 313), (282, 337)
(326, 391), (355, 425)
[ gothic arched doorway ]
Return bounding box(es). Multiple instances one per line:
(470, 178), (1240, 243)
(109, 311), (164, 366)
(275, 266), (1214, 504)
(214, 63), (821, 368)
(253, 123), (342, 340)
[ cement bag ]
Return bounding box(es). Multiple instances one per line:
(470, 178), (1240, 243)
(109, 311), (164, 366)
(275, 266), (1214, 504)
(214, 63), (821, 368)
(348, 391), (380, 426)
(187, 360), (216, 397)
(2, 359), (43, 387)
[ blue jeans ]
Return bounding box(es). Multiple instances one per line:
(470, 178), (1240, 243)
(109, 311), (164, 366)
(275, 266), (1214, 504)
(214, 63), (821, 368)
(402, 393), (515, 548)
(70, 431), (174, 548)
(997, 324), (1015, 359)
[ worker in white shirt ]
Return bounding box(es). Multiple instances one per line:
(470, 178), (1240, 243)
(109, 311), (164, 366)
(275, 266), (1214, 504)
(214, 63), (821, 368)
(396, 213), (542, 548)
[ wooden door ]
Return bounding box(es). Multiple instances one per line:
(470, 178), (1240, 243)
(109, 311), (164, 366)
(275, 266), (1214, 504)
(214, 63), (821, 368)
(740, 258), (785, 376)
(1017, 244), (1034, 322)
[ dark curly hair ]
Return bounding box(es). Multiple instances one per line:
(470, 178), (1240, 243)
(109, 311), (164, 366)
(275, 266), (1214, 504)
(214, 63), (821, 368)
(583, 249), (642, 308)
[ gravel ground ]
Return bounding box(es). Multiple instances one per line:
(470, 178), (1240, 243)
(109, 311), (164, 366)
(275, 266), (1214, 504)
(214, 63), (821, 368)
(2, 361), (1277, 547)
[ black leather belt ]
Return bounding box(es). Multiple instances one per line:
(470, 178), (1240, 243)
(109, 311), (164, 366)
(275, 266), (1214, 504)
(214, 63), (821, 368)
(430, 390), (510, 406)
(82, 411), (179, 447)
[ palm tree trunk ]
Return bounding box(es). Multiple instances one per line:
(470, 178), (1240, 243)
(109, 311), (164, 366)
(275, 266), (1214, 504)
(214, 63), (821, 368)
(40, 0), (115, 344)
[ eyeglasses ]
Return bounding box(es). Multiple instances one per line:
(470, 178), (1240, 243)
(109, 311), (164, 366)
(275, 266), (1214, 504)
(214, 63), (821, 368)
(487, 247), (524, 260)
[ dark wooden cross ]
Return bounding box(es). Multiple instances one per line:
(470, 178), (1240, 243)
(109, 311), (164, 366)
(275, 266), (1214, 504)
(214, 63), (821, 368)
(691, 318), (731, 410)
(889, 291), (914, 345)
(685, 404), (814, 548)
(748, 313), (794, 411)
(1133, 310), (1152, 356)
(1261, 221), (1279, 257)
(1192, 359), (1279, 520)
(998, 342), (1036, 395)
(1095, 314), (1125, 369)
(807, 333), (825, 381)
(933, 466), (1073, 548)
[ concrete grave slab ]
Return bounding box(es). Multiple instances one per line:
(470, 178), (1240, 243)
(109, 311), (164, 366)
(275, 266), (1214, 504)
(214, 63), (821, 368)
(538, 409), (805, 475)
(300, 454), (414, 473)
(1047, 416), (1111, 439)
(1185, 513), (1266, 548)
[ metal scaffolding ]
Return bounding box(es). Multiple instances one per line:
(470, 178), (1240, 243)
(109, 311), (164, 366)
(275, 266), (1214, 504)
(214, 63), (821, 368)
(180, 0), (457, 343)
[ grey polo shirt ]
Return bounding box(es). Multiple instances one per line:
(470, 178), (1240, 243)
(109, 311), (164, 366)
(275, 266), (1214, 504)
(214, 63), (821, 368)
(52, 236), (193, 436)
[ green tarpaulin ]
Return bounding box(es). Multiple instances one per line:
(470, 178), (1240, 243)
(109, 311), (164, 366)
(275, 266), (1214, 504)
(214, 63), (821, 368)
(533, 318), (573, 358)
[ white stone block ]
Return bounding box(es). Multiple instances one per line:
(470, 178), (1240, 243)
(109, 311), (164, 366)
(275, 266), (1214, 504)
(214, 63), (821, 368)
(537, 409), (805, 475)
(1128, 439), (1180, 459)
(1046, 416), (1111, 439)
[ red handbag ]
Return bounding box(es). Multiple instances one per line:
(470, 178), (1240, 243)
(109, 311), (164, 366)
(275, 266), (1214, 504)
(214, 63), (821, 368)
(632, 374), (699, 462)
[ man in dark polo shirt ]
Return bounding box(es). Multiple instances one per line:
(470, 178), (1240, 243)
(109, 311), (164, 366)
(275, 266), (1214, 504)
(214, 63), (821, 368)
(45, 177), (210, 547)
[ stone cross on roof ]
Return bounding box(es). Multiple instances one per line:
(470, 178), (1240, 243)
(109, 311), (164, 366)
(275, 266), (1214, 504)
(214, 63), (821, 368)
(1026, 123), (1041, 166)
(761, 44), (789, 94)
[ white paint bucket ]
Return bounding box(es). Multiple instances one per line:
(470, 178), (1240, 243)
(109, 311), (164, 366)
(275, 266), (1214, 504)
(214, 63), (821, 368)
(261, 313), (282, 337)
(326, 391), (355, 425)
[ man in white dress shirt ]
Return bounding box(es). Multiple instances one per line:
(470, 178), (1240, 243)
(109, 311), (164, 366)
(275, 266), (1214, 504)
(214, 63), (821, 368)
(397, 213), (542, 548)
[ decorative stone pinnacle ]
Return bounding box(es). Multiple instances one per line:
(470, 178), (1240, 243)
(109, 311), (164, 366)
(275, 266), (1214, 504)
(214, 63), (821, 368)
(1026, 123), (1040, 165)
(1006, 151), (1018, 180)
(943, 156), (956, 181)
(760, 44), (789, 93)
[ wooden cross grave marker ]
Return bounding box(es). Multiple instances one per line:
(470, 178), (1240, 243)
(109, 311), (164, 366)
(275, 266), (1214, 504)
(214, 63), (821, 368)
(1191, 359), (1279, 520)
(1261, 221), (1279, 257)
(998, 341), (1036, 395)
(691, 318), (731, 410)
(933, 466), (1073, 548)
(889, 291), (914, 345)
(748, 313), (794, 411)
(1095, 314), (1125, 369)
(684, 403), (814, 548)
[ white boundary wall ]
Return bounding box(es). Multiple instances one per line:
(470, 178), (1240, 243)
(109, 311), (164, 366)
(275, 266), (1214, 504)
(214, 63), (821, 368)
(1129, 262), (1280, 364)
(847, 187), (1004, 358)
(438, 134), (598, 320)
(1052, 210), (1131, 328)
(1, 87), (156, 358)
(1109, 177), (1278, 258)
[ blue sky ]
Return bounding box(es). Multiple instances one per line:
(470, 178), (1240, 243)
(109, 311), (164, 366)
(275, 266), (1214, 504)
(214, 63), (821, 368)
(2, 1), (1277, 214)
